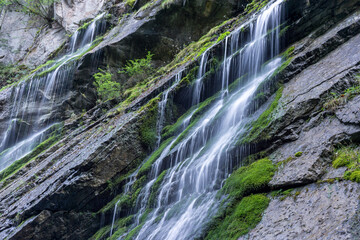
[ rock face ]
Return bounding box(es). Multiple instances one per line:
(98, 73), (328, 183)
(239, 182), (360, 240)
(55, 0), (106, 33)
(1, 0), (360, 239)
(0, 7), (66, 68)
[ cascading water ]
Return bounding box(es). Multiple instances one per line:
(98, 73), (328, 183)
(156, 71), (183, 147)
(108, 1), (284, 239)
(0, 14), (106, 172)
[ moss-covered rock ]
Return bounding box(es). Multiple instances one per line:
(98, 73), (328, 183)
(205, 194), (270, 240)
(223, 158), (276, 199)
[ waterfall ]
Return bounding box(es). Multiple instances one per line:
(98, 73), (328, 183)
(108, 0), (284, 239)
(0, 14), (106, 172)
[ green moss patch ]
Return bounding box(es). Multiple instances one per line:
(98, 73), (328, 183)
(222, 158), (276, 199)
(294, 152), (303, 157)
(332, 146), (360, 183)
(244, 0), (270, 15)
(205, 194), (270, 240)
(90, 215), (134, 240)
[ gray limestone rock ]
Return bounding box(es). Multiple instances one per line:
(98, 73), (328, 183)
(239, 182), (360, 240)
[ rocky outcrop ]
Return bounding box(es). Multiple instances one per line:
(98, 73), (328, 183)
(55, 0), (106, 33)
(239, 182), (360, 240)
(0, 7), (66, 68)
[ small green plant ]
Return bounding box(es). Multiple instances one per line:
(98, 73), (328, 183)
(93, 68), (121, 102)
(332, 146), (360, 183)
(332, 146), (359, 169)
(324, 80), (360, 110)
(119, 51), (154, 77)
(0, 63), (28, 89)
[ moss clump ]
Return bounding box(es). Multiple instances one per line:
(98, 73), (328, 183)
(344, 170), (360, 182)
(294, 152), (303, 157)
(332, 146), (359, 169)
(138, 97), (160, 151)
(223, 158), (276, 199)
(244, 0), (270, 14)
(271, 57), (292, 79)
(216, 31), (230, 43)
(89, 225), (110, 240)
(0, 124), (62, 183)
(205, 194), (270, 240)
(124, 223), (144, 240)
(332, 146), (360, 183)
(240, 86), (283, 144)
(283, 46), (295, 59)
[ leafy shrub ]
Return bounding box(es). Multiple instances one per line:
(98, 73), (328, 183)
(119, 51), (154, 78)
(93, 68), (121, 102)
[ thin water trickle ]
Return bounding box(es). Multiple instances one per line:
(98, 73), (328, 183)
(110, 1), (285, 239)
(156, 71), (183, 148)
(192, 50), (209, 106)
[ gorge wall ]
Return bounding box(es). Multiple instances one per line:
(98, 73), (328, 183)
(0, 0), (360, 239)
